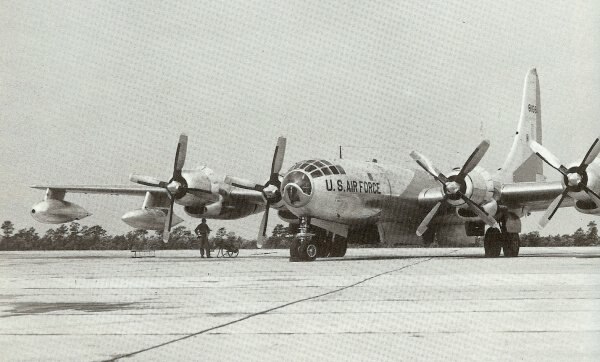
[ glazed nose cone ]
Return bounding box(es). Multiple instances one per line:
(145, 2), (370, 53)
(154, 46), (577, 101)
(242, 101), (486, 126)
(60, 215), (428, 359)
(281, 171), (312, 207)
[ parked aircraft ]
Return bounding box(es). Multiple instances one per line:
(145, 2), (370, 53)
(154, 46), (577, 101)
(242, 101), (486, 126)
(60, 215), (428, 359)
(31, 69), (600, 261)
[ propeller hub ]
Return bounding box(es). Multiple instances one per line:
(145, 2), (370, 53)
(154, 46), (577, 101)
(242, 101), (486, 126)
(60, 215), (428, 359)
(167, 181), (181, 195)
(567, 172), (583, 187)
(263, 184), (280, 200)
(445, 181), (461, 195)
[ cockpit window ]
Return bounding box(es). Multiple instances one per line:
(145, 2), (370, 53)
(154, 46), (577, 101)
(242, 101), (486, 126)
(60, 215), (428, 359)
(311, 169), (323, 177)
(287, 159), (346, 177)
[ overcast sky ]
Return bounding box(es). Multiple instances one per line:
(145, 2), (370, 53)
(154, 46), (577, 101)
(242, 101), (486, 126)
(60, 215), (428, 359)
(1, 0), (599, 239)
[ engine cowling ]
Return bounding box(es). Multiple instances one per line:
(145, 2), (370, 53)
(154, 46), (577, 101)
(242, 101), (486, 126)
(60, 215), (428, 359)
(31, 200), (91, 224)
(570, 161), (600, 204)
(121, 208), (183, 230)
(573, 161), (600, 215)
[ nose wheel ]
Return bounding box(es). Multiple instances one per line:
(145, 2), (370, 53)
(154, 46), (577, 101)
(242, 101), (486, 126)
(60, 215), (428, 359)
(290, 217), (317, 262)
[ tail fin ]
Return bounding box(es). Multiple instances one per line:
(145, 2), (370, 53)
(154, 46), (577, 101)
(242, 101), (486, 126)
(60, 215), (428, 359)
(497, 68), (544, 183)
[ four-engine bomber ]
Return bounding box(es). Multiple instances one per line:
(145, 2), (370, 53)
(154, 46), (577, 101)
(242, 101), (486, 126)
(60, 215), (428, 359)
(29, 69), (600, 261)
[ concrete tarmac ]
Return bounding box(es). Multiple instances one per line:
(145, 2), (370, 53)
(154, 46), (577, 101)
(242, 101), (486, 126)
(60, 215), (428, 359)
(1, 247), (599, 361)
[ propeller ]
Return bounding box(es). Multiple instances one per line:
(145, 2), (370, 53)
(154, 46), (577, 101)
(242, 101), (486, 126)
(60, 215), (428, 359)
(225, 137), (287, 247)
(410, 140), (499, 236)
(129, 134), (210, 242)
(529, 137), (600, 227)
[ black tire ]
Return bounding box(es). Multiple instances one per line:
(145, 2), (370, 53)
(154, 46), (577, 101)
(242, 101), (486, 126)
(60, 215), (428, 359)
(290, 239), (301, 259)
(298, 239), (318, 261)
(502, 233), (520, 257)
(484, 228), (502, 258)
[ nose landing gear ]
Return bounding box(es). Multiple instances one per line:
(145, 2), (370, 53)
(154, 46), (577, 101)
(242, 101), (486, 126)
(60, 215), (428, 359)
(290, 217), (317, 262)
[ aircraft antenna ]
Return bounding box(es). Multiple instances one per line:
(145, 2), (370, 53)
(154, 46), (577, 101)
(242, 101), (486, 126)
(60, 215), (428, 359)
(339, 145), (343, 159)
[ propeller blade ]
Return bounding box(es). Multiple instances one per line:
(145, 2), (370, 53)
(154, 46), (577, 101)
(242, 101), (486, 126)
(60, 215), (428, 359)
(162, 199), (175, 243)
(410, 151), (448, 184)
(539, 189), (569, 228)
(256, 204), (270, 248)
(529, 141), (568, 176)
(580, 137), (600, 169)
(174, 134), (188, 173)
(459, 194), (499, 229)
(416, 201), (443, 236)
(582, 185), (600, 208)
(457, 140), (490, 180)
(224, 176), (262, 191)
(270, 137), (287, 176)
(129, 174), (166, 188)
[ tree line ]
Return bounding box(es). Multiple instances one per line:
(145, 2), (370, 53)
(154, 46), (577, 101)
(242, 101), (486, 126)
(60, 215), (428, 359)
(0, 221), (257, 251)
(0, 220), (598, 251)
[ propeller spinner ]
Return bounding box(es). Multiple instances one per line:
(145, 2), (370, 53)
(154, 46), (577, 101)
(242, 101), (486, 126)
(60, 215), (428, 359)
(225, 137), (286, 247)
(410, 140), (499, 236)
(529, 137), (600, 227)
(130, 134), (210, 242)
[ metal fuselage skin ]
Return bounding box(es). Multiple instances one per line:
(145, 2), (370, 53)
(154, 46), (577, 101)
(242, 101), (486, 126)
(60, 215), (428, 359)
(281, 159), (438, 229)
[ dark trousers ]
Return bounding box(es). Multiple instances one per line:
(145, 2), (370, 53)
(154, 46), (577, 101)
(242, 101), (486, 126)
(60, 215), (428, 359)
(199, 235), (210, 257)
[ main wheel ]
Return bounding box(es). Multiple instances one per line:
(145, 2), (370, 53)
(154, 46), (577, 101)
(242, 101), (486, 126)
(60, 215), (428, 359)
(290, 239), (301, 259)
(502, 233), (520, 257)
(484, 228), (502, 258)
(227, 248), (239, 258)
(298, 239), (318, 261)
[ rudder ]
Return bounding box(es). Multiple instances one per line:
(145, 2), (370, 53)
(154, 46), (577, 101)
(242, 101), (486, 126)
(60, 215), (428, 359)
(497, 68), (544, 183)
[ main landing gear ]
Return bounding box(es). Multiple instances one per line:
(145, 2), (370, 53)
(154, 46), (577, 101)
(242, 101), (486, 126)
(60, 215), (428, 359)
(289, 217), (347, 262)
(483, 222), (520, 258)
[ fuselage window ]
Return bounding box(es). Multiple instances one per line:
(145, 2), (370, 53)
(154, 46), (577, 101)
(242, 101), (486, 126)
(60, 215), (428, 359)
(330, 166), (339, 174)
(314, 161), (325, 168)
(321, 160), (333, 166)
(336, 165), (346, 174)
(305, 164), (316, 172)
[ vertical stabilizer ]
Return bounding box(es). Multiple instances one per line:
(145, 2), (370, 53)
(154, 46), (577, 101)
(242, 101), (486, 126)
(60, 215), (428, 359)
(498, 68), (544, 183)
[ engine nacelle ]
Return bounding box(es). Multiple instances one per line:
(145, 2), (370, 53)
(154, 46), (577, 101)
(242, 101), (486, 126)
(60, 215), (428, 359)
(569, 161), (600, 204)
(31, 200), (91, 224)
(456, 199), (498, 221)
(575, 200), (600, 215)
(121, 208), (183, 230)
(278, 209), (299, 224)
(448, 165), (495, 208)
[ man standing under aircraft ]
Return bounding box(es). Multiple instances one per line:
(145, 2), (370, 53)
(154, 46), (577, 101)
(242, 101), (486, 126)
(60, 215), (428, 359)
(195, 218), (212, 258)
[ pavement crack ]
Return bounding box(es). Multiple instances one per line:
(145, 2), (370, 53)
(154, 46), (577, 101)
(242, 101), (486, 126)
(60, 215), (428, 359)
(106, 256), (437, 361)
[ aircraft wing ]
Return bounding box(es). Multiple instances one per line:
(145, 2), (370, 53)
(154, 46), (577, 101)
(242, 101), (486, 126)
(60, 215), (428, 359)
(30, 185), (167, 196)
(499, 181), (574, 211)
